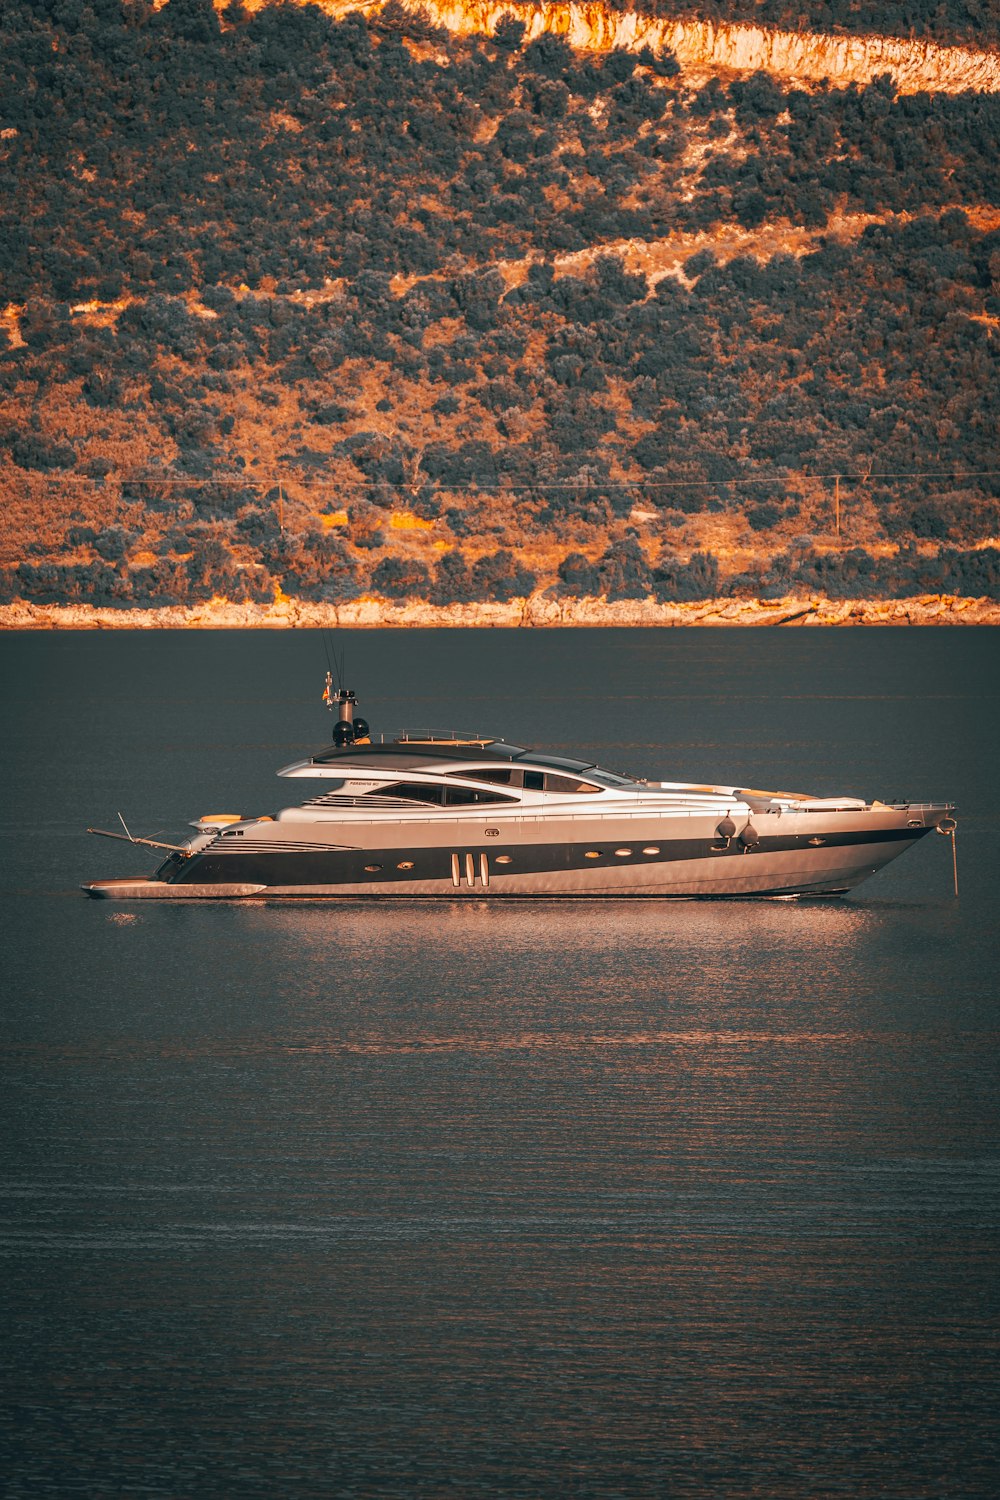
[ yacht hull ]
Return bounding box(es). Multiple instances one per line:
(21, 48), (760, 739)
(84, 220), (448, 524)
(83, 807), (945, 900)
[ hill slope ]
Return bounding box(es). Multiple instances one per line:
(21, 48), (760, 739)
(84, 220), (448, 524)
(1, 0), (999, 612)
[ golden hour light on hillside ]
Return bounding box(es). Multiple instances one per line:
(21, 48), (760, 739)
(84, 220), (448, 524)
(4, 0), (1000, 627)
(205, 0), (1000, 94)
(1, 305), (25, 349)
(389, 511), (435, 530)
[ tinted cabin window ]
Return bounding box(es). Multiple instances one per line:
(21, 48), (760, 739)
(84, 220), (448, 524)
(375, 781), (515, 806)
(446, 767), (600, 793)
(443, 785), (517, 806)
(373, 782), (444, 805)
(449, 768), (514, 786)
(522, 770), (599, 793)
(543, 772), (601, 794)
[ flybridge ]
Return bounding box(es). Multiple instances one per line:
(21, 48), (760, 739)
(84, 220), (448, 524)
(395, 730), (498, 746)
(319, 672), (521, 758)
(303, 742), (525, 769)
(309, 678), (645, 786)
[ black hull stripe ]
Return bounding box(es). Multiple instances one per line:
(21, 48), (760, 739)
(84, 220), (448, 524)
(170, 827), (927, 889)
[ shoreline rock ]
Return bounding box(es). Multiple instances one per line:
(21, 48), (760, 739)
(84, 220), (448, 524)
(2, 594), (998, 629)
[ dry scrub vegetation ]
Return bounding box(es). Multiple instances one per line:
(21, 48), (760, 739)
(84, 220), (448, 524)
(1, 0), (999, 609)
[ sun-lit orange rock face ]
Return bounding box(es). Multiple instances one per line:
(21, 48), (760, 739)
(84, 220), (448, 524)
(209, 0), (1000, 94)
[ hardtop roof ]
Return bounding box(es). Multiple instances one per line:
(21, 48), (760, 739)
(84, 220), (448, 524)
(306, 741), (607, 777)
(309, 740), (527, 770)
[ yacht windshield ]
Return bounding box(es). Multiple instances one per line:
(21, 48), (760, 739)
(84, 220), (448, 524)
(576, 768), (639, 788)
(517, 753), (637, 787)
(516, 753), (596, 773)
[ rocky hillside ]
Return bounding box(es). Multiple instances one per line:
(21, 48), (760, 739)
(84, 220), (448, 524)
(1, 0), (999, 611)
(334, 0), (1000, 91)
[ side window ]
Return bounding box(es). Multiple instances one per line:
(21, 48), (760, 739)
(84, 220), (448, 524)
(376, 782), (445, 805)
(544, 773), (601, 794)
(374, 782), (517, 807)
(523, 770), (545, 792)
(443, 786), (517, 806)
(465, 768), (514, 786)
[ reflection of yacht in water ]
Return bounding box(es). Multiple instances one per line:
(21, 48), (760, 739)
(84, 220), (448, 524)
(84, 678), (955, 901)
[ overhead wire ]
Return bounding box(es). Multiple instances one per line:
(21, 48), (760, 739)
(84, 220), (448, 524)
(13, 468), (1000, 493)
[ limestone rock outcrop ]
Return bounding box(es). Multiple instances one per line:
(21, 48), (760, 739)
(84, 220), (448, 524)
(222, 0), (1000, 94)
(3, 595), (998, 629)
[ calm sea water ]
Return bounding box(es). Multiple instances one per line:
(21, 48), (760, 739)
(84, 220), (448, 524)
(2, 627), (998, 1498)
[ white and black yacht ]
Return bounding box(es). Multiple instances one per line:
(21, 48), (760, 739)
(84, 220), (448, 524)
(84, 678), (955, 900)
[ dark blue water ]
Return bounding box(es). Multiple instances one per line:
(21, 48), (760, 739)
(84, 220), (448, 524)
(2, 628), (998, 1498)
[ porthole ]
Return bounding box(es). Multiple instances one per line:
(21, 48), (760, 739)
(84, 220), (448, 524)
(642, 846), (660, 855)
(614, 848), (632, 857)
(364, 864), (383, 873)
(495, 854), (513, 865)
(396, 860), (414, 870)
(584, 851), (602, 859)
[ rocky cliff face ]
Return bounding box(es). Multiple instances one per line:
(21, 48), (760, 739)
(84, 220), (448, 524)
(4, 594), (999, 629)
(224, 0), (1000, 93)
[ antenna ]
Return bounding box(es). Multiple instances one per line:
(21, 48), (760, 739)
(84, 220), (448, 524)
(318, 636), (367, 744)
(117, 811), (134, 843)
